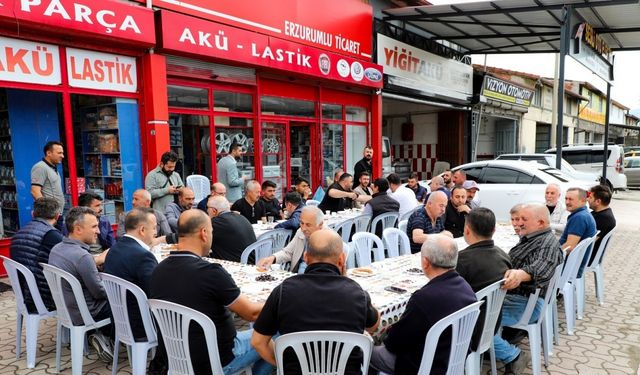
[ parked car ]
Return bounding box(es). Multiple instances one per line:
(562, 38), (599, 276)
(624, 146), (640, 157)
(624, 156), (640, 188)
(451, 160), (598, 222)
(496, 153), (600, 183)
(545, 144), (627, 191)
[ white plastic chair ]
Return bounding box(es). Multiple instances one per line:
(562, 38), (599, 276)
(398, 219), (408, 234)
(343, 242), (356, 270)
(258, 229), (292, 252)
(579, 228), (616, 307)
(0, 256), (57, 368)
(382, 228), (411, 258)
(100, 273), (158, 375)
(399, 206), (420, 222)
(465, 279), (507, 375)
(418, 301), (483, 375)
(306, 199), (320, 207)
(149, 299), (250, 375)
(274, 331), (373, 375)
(352, 214), (372, 234)
(505, 264), (563, 375)
(433, 161), (451, 177)
(574, 231), (599, 320)
(556, 237), (594, 335)
(351, 232), (385, 267)
(40, 263), (112, 375)
(369, 212), (399, 236)
(333, 218), (354, 243)
(186, 174), (211, 202)
(240, 238), (274, 264)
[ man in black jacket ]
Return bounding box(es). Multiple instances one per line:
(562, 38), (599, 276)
(444, 186), (471, 238)
(352, 145), (373, 188)
(363, 178), (399, 236)
(260, 180), (282, 220)
(207, 195), (257, 262)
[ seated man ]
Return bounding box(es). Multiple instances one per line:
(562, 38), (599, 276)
(150, 210), (271, 375)
(495, 203), (564, 374)
(425, 176), (451, 201)
(78, 191), (115, 254)
(231, 180), (266, 224)
(117, 189), (173, 243)
(444, 186), (471, 238)
(290, 177), (312, 202)
(207, 196), (257, 262)
(407, 172), (428, 203)
(545, 183), (568, 235)
(48, 207), (113, 362)
(387, 173), (419, 219)
(275, 192), (305, 231)
(370, 235), (477, 374)
(560, 187), (596, 276)
(260, 180), (282, 220)
(407, 191), (451, 254)
(363, 178), (399, 236)
(257, 206), (324, 274)
(10, 197), (63, 312)
(463, 180), (482, 209)
(442, 169), (454, 190)
(319, 173), (364, 213)
(104, 208), (158, 340)
(251, 230), (380, 373)
(352, 172), (372, 209)
(165, 187), (196, 232)
(196, 182), (227, 212)
(510, 204), (525, 237)
(587, 184), (616, 264)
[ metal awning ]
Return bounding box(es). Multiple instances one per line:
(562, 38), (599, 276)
(383, 0), (640, 54)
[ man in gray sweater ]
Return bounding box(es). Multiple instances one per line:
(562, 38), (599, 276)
(145, 151), (184, 213)
(217, 142), (247, 203)
(48, 207), (113, 363)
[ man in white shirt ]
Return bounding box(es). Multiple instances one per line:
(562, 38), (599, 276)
(387, 173), (419, 219)
(545, 183), (568, 235)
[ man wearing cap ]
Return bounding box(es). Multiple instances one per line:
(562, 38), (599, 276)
(463, 180), (481, 209)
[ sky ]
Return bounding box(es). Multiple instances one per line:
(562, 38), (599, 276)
(426, 0), (640, 110)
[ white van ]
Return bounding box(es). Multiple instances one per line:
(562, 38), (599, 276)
(382, 136), (393, 176)
(545, 144), (627, 191)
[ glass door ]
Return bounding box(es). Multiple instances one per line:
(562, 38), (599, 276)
(289, 122), (312, 189)
(261, 121), (287, 200)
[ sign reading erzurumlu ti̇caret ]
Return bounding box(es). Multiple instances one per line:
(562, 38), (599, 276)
(482, 75), (534, 107)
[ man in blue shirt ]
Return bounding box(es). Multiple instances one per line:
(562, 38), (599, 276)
(406, 191), (451, 253)
(407, 172), (428, 203)
(560, 187), (596, 276)
(275, 192), (304, 231)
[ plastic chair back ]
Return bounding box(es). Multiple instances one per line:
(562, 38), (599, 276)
(382, 228), (411, 258)
(587, 228), (615, 269)
(312, 186), (325, 202)
(274, 331), (373, 375)
(306, 199), (320, 207)
(399, 206), (418, 222)
(240, 238), (274, 264)
(559, 238), (592, 289)
(1, 256), (53, 317)
(418, 301), (483, 375)
(398, 219), (408, 234)
(352, 214), (372, 234)
(186, 174), (211, 202)
(369, 212), (399, 236)
(258, 229), (292, 252)
(433, 161), (451, 177)
(333, 218), (354, 243)
(149, 299), (225, 375)
(474, 279), (507, 355)
(343, 242), (356, 270)
(351, 232), (385, 267)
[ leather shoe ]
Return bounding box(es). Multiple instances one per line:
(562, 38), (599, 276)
(504, 350), (530, 375)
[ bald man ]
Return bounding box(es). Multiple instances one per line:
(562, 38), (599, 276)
(495, 203), (564, 374)
(117, 189), (173, 242)
(165, 187), (196, 232)
(252, 229), (379, 372)
(406, 191), (452, 253)
(197, 182), (228, 212)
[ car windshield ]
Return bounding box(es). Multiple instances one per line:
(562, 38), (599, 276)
(540, 167), (571, 183)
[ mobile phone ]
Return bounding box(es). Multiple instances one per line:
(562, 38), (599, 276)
(384, 286), (406, 294)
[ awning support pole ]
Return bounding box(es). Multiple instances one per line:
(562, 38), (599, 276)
(555, 5), (571, 169)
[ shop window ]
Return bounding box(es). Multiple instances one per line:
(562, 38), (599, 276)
(346, 106), (367, 122)
(322, 103), (342, 120)
(168, 85), (209, 109)
(322, 123), (343, 188)
(346, 125), (367, 175)
(169, 114), (211, 180)
(214, 117), (254, 181)
(213, 90), (252, 113)
(261, 96), (315, 117)
(261, 122), (287, 199)
(73, 95), (142, 225)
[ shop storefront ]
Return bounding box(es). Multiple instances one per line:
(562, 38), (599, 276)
(149, 0), (383, 198)
(0, 0), (155, 272)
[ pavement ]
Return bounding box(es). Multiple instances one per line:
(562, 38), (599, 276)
(0, 191), (639, 374)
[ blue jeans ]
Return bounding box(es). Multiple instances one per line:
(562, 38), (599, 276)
(493, 294), (544, 364)
(223, 329), (273, 375)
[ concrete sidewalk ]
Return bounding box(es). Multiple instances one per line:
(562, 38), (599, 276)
(0, 193), (638, 374)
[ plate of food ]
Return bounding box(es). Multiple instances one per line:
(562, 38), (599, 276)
(351, 267), (375, 277)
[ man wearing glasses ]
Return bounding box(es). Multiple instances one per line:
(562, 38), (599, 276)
(206, 195), (256, 262)
(196, 182), (228, 212)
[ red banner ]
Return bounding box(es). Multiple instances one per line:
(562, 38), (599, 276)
(0, 0), (155, 45)
(158, 11), (382, 89)
(137, 0), (372, 60)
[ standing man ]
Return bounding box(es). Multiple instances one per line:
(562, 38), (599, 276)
(387, 173), (419, 219)
(31, 141), (66, 228)
(150, 210), (271, 375)
(406, 191), (451, 254)
(275, 192), (304, 231)
(252, 230), (380, 372)
(587, 184), (616, 264)
(78, 192), (115, 254)
(463, 180), (482, 209)
(10, 197), (63, 312)
(452, 169), (467, 186)
(545, 183), (568, 234)
(260, 180), (282, 220)
(407, 172), (428, 203)
(48, 207), (113, 362)
(369, 235), (477, 375)
(353, 146), (373, 188)
(217, 143), (247, 203)
(442, 170), (454, 190)
(444, 186), (471, 238)
(165, 187), (196, 232)
(352, 172), (372, 209)
(231, 180), (266, 224)
(104, 208), (158, 340)
(207, 196), (256, 262)
(145, 151), (184, 213)
(196, 182), (227, 212)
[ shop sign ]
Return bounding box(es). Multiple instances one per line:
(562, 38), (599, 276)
(66, 48), (137, 92)
(158, 11), (382, 89)
(0, 37), (61, 85)
(0, 0), (155, 45)
(481, 75), (534, 107)
(376, 34), (472, 102)
(579, 106), (606, 125)
(570, 22), (613, 82)
(135, 0), (372, 59)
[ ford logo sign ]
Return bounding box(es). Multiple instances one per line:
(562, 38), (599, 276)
(364, 68), (382, 82)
